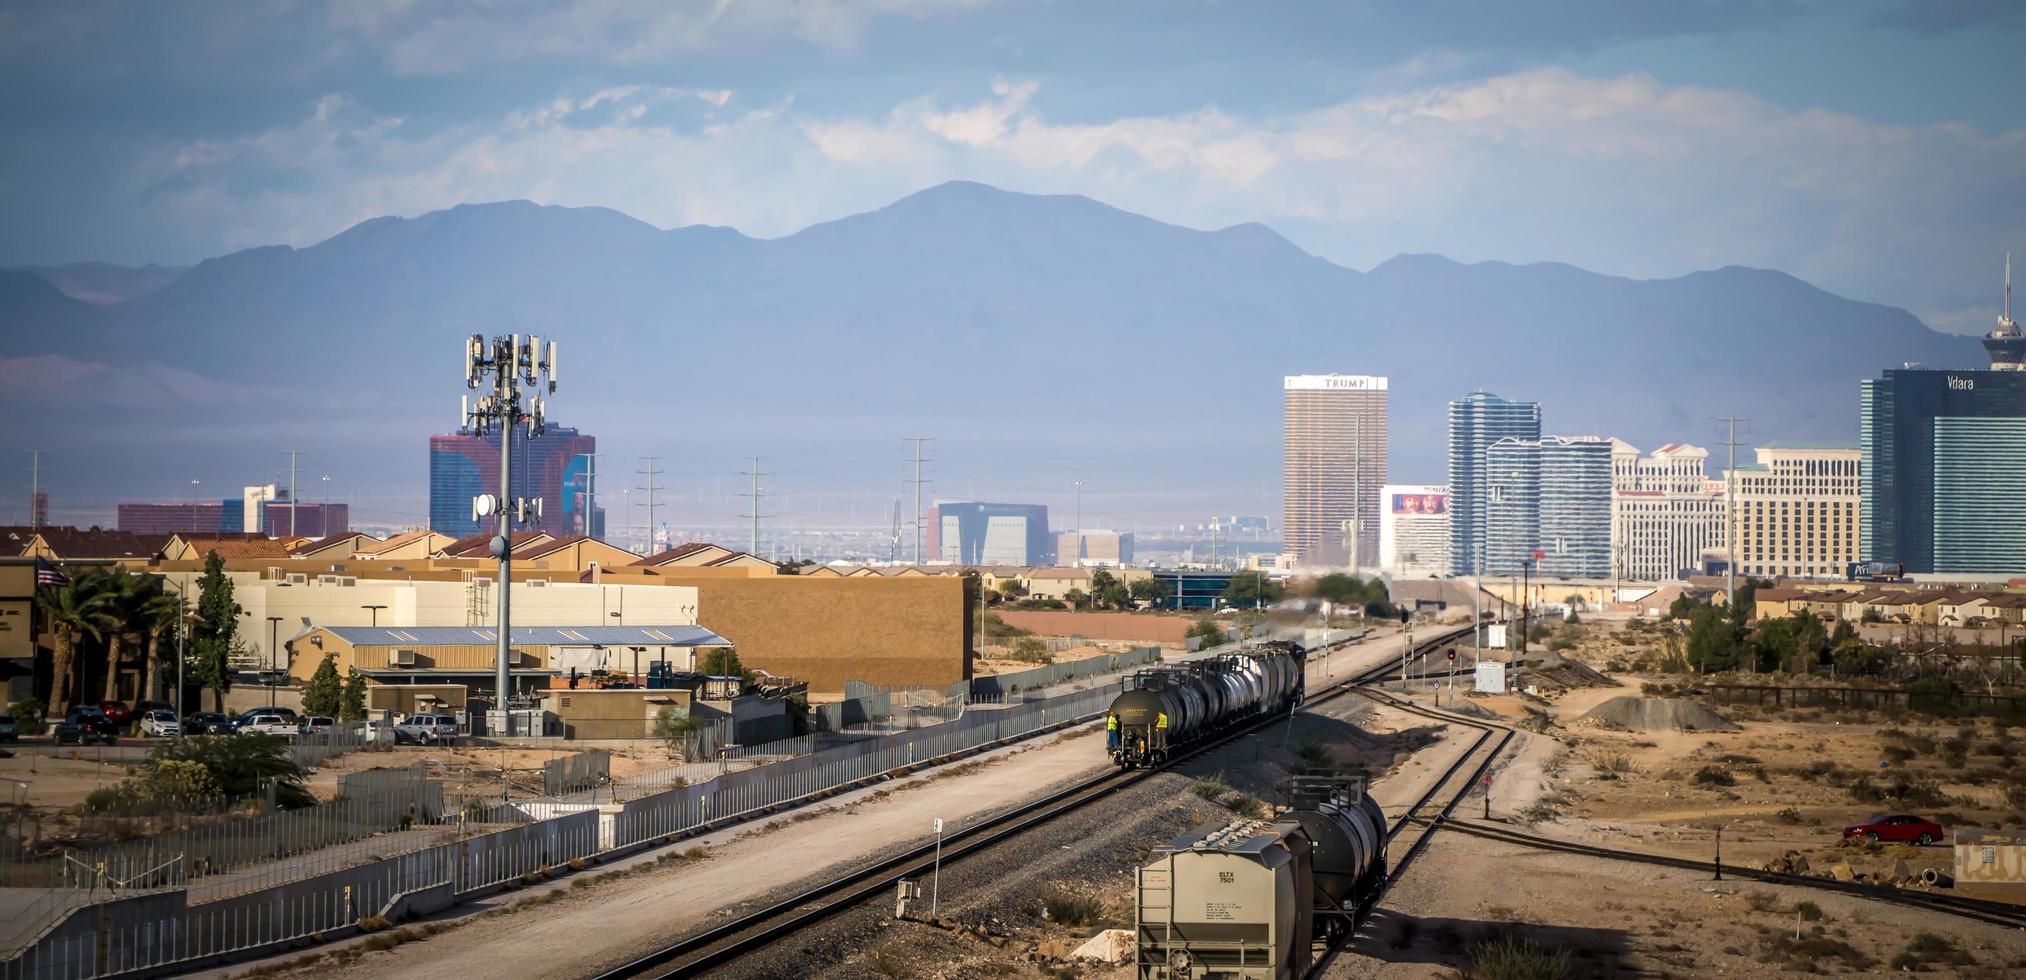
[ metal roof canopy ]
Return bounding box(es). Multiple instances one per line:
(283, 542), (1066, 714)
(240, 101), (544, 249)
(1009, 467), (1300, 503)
(323, 624), (731, 647)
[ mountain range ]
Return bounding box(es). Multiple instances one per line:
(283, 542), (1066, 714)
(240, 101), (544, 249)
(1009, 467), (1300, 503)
(0, 181), (1986, 530)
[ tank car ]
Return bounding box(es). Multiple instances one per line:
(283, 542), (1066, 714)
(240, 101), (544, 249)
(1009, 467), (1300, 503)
(1135, 771), (1387, 979)
(1105, 642), (1307, 769)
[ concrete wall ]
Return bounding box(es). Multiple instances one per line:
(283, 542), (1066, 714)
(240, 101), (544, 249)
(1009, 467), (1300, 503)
(546, 688), (691, 740)
(994, 610), (1194, 643)
(637, 574), (972, 692)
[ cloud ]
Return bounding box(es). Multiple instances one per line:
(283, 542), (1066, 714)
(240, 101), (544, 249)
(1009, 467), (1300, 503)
(132, 68), (2026, 318)
(325, 0), (991, 74)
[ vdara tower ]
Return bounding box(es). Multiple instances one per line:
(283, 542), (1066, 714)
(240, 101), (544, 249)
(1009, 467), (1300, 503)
(1986, 252), (2024, 371)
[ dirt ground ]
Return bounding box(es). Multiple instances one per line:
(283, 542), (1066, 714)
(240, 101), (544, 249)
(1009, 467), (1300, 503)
(1453, 616), (2024, 888)
(298, 740), (684, 802)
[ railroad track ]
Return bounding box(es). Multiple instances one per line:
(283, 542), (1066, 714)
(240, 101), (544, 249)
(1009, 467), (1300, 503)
(591, 625), (1478, 979)
(1328, 676), (2026, 947)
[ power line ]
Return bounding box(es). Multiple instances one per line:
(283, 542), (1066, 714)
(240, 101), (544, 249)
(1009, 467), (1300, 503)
(737, 456), (771, 557)
(903, 437), (933, 564)
(635, 456), (665, 556)
(1715, 416), (1750, 607)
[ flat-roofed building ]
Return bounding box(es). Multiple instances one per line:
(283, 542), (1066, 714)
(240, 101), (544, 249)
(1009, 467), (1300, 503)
(1612, 441), (1725, 581)
(1284, 374), (1388, 568)
(1379, 484), (1450, 578)
(1726, 442), (1862, 580)
(1447, 391), (1541, 575)
(1057, 529), (1133, 566)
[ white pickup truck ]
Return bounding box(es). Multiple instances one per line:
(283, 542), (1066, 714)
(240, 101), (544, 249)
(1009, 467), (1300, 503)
(239, 714), (297, 738)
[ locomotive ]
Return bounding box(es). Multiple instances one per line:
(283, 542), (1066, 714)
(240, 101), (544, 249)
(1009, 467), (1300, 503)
(1135, 771), (1387, 979)
(1105, 641), (1306, 769)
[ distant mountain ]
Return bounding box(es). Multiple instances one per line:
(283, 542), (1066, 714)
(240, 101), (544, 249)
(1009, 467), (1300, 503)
(17, 262), (188, 305)
(0, 181), (1983, 527)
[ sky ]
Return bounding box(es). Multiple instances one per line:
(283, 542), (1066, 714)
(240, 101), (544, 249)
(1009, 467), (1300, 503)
(3, 0), (2024, 337)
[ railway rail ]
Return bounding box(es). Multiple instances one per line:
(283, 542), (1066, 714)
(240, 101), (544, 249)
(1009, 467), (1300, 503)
(591, 625), (1478, 980)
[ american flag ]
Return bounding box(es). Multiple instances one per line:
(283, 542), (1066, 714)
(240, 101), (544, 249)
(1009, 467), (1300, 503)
(34, 557), (69, 588)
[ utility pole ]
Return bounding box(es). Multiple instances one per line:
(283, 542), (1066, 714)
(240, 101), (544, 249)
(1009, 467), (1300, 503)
(1716, 417), (1748, 609)
(287, 451), (301, 538)
(636, 457), (664, 556)
(1073, 479), (1082, 567)
(904, 438), (932, 564)
(738, 457), (770, 557)
(462, 333), (559, 738)
(28, 450), (40, 530)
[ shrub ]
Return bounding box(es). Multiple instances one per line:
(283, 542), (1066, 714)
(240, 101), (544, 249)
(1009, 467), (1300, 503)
(150, 734), (312, 808)
(1466, 933), (1570, 980)
(1692, 766), (1736, 788)
(1190, 777), (1230, 803)
(1775, 806), (1803, 824)
(1745, 890), (1779, 912)
(1007, 636), (1051, 664)
(1227, 792), (1268, 819)
(6, 699), (48, 735)
(1039, 888), (1104, 927)
(1590, 752), (1634, 776)
(1516, 802), (1557, 825)
(653, 706), (709, 751)
(1794, 901), (1823, 922)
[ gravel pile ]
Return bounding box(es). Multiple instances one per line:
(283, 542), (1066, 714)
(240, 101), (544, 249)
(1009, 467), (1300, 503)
(1576, 696), (1740, 732)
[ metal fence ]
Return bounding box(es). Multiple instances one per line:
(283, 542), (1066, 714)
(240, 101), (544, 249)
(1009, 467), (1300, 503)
(289, 728), (375, 770)
(543, 749), (611, 797)
(970, 646), (1160, 699)
(0, 684), (1116, 978)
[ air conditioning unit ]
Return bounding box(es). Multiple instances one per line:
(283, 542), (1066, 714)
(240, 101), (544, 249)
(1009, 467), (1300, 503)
(318, 575), (339, 584)
(392, 649), (418, 667)
(286, 574), (308, 585)
(526, 579), (548, 588)
(339, 577), (357, 587)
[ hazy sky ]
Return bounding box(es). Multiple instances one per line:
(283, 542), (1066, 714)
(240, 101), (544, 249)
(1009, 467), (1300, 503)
(4, 0), (2023, 333)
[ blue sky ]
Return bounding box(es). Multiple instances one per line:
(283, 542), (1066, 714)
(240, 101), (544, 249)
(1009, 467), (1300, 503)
(4, 0), (2023, 333)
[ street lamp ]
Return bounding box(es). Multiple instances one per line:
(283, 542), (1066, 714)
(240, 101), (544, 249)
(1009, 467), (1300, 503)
(361, 604), (386, 627)
(267, 616), (284, 707)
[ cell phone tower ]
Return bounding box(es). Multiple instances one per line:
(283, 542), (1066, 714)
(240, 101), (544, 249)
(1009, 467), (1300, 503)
(462, 333), (557, 738)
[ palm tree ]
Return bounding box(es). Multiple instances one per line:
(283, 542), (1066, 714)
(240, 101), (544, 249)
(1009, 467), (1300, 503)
(140, 591), (188, 706)
(99, 571), (155, 702)
(35, 573), (117, 712)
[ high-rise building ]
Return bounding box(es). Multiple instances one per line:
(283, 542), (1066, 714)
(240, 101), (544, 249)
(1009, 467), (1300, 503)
(1283, 374), (1388, 568)
(429, 424), (598, 539)
(927, 502), (1051, 565)
(119, 501), (240, 535)
(1727, 443), (1861, 579)
(1057, 529), (1134, 567)
(1861, 369), (2026, 574)
(1611, 442), (1725, 581)
(261, 501), (349, 539)
(1447, 392), (1542, 575)
(243, 484), (279, 534)
(1485, 436), (1613, 578)
(1379, 484), (1450, 578)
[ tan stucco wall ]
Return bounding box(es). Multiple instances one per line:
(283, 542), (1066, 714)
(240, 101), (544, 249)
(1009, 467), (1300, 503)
(546, 688), (691, 739)
(0, 563), (33, 666)
(365, 683), (469, 714)
(993, 610), (1194, 644)
(639, 574), (972, 692)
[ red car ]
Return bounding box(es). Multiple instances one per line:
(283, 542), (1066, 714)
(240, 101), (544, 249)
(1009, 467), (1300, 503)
(1843, 813), (1945, 845)
(98, 701), (132, 725)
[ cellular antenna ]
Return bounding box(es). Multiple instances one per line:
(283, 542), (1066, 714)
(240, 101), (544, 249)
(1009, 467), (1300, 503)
(737, 456), (771, 558)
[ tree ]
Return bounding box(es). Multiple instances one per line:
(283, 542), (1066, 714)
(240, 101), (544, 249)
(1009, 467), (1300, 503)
(152, 733), (312, 808)
(190, 551), (239, 711)
(303, 652), (342, 717)
(653, 705), (709, 753)
(1187, 619), (1227, 650)
(1063, 588), (1090, 608)
(1686, 604), (1746, 673)
(773, 558), (815, 575)
(1222, 571), (1283, 607)
(1089, 570), (1119, 597)
(1666, 594), (1700, 621)
(339, 668), (368, 722)
(1129, 577), (1173, 608)
(1096, 581), (1131, 610)
(35, 570), (116, 712)
(140, 591), (186, 707)
(998, 579), (1028, 599)
(699, 647), (744, 677)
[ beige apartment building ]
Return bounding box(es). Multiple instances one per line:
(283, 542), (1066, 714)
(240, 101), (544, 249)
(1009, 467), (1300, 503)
(1611, 441), (1725, 581)
(1283, 374), (1388, 568)
(1724, 442), (1862, 579)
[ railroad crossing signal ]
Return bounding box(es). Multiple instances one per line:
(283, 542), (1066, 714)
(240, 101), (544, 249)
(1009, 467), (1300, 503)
(1447, 648), (1457, 661)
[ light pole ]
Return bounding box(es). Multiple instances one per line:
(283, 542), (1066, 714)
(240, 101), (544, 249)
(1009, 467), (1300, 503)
(462, 334), (559, 737)
(361, 604), (386, 627)
(267, 616), (284, 707)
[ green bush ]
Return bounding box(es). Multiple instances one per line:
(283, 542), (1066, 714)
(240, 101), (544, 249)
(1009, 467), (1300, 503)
(1794, 901), (1823, 922)
(1466, 933), (1570, 980)
(1039, 888), (1105, 927)
(1692, 766), (1736, 788)
(6, 699), (48, 735)
(1007, 636), (1051, 664)
(1189, 777), (1230, 803)
(1909, 676), (1965, 715)
(150, 734), (312, 808)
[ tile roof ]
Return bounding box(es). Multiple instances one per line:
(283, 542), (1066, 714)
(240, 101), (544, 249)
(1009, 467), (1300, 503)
(440, 530), (550, 558)
(634, 542), (724, 566)
(322, 624), (731, 647)
(179, 537), (293, 560)
(360, 529), (442, 554)
(9, 526), (160, 559)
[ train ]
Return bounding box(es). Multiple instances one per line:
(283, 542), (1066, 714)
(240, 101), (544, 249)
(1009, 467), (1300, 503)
(1135, 772), (1388, 980)
(1105, 640), (1307, 769)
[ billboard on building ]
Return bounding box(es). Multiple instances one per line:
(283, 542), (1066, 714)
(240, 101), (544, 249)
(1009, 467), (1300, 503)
(1390, 492), (1448, 516)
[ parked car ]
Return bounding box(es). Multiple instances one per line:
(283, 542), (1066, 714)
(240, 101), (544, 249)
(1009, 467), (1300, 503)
(363, 719), (393, 744)
(395, 714), (460, 744)
(238, 714), (298, 738)
(230, 706), (299, 732)
(133, 700), (175, 716)
(98, 701), (132, 725)
(0, 714), (17, 742)
(301, 716), (335, 735)
(54, 709), (119, 745)
(182, 712), (232, 734)
(139, 709), (182, 738)
(1843, 813), (1946, 845)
